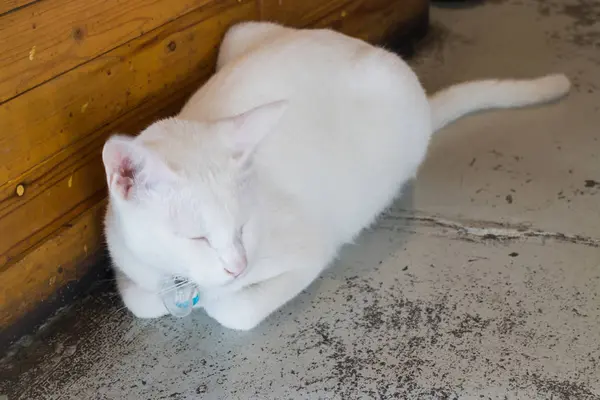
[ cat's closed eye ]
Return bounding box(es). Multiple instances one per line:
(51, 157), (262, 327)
(191, 236), (210, 245)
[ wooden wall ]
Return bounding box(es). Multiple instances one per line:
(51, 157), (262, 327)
(0, 0), (428, 336)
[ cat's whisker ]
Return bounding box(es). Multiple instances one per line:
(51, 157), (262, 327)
(159, 279), (193, 291)
(110, 303), (133, 316)
(156, 280), (194, 295)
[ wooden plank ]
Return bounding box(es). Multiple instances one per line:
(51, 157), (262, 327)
(0, 0), (258, 270)
(0, 0), (217, 103)
(0, 200), (106, 328)
(308, 0), (427, 43)
(0, 161), (105, 267)
(258, 0), (350, 27)
(260, 0), (427, 44)
(0, 0), (37, 15)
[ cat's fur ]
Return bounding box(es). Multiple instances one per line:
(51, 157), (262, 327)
(103, 22), (570, 330)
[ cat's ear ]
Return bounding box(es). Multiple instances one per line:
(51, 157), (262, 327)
(102, 135), (176, 200)
(220, 100), (288, 164)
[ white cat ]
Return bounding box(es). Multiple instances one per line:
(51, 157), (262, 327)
(102, 22), (570, 330)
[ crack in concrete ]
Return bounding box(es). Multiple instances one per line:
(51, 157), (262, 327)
(387, 211), (600, 248)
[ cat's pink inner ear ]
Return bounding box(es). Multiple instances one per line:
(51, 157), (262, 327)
(103, 135), (177, 200)
(226, 100), (289, 161)
(102, 136), (138, 199)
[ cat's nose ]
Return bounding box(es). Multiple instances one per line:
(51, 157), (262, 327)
(220, 237), (247, 277)
(223, 252), (246, 277)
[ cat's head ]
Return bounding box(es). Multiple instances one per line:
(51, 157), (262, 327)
(102, 101), (287, 288)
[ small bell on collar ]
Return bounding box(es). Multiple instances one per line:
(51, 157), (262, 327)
(159, 275), (200, 318)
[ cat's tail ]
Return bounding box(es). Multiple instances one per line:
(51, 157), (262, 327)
(429, 74), (571, 132)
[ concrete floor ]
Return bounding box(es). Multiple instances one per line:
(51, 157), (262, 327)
(2, 0), (600, 399)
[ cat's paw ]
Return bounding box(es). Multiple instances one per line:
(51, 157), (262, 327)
(203, 296), (263, 331)
(117, 275), (168, 319)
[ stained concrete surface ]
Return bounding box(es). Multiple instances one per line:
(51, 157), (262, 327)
(2, 0), (600, 399)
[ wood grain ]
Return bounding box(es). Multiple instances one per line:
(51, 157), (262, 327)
(0, 0), (217, 103)
(0, 0), (37, 15)
(310, 0), (427, 43)
(0, 200), (106, 328)
(258, 0), (350, 27)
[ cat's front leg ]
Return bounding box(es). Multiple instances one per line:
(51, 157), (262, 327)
(203, 266), (323, 331)
(116, 270), (169, 319)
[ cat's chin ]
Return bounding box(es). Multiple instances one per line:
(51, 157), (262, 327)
(188, 276), (235, 292)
